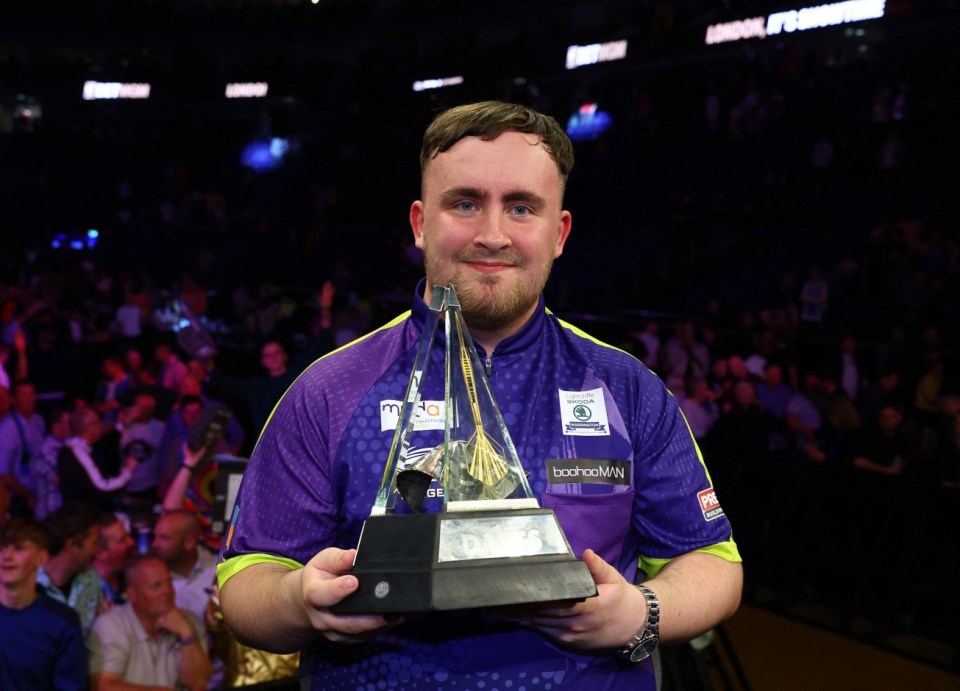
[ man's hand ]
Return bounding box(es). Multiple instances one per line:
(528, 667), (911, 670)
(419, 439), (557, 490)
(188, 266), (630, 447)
(156, 607), (198, 641)
(499, 549), (648, 651)
(219, 547), (403, 653)
(299, 547), (403, 644)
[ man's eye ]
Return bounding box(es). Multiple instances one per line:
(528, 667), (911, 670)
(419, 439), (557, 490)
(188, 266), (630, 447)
(456, 201), (477, 212)
(512, 205), (530, 216)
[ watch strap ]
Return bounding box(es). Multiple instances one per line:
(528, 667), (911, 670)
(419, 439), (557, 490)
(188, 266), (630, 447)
(618, 583), (660, 662)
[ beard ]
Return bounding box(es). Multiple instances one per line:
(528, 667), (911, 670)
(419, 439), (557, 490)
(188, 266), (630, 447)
(423, 244), (553, 334)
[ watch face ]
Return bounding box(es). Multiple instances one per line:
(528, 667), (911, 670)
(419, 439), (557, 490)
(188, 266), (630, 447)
(629, 634), (659, 662)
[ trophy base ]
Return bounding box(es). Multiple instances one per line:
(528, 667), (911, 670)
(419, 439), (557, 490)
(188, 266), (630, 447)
(332, 509), (597, 613)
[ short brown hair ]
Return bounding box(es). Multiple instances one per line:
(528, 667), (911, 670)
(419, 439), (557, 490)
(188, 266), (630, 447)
(420, 101), (574, 194)
(0, 517), (51, 551)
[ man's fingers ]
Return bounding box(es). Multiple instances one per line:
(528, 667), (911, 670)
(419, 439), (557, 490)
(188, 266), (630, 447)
(582, 548), (622, 586)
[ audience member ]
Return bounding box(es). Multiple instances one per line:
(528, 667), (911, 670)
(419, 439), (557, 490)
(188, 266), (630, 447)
(151, 509), (218, 623)
(57, 407), (138, 513)
(116, 392), (166, 518)
(0, 517), (87, 691)
(92, 354), (133, 422)
(660, 318), (710, 391)
(37, 502), (104, 636)
(0, 379), (45, 517)
(32, 406), (73, 520)
(154, 339), (189, 392)
(849, 403), (917, 477)
(91, 512), (136, 606)
(87, 554), (212, 691)
(677, 376), (719, 440)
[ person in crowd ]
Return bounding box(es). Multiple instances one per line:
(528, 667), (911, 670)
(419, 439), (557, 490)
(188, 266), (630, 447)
(0, 379), (45, 517)
(0, 517), (87, 691)
(152, 509), (218, 623)
(32, 405), (73, 520)
(37, 502), (104, 636)
(659, 318), (711, 392)
(116, 392), (166, 518)
(159, 375), (245, 485)
(850, 403), (918, 476)
(205, 339), (300, 443)
(754, 361), (793, 419)
(216, 100), (742, 690)
(57, 407), (138, 513)
(677, 375), (719, 440)
(858, 366), (907, 428)
(87, 553), (212, 691)
(92, 354), (133, 423)
(784, 370), (828, 462)
(91, 512), (136, 606)
(125, 345), (155, 388)
(154, 339), (190, 392)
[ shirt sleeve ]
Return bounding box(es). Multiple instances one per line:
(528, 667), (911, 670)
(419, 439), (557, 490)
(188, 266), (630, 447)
(87, 612), (130, 676)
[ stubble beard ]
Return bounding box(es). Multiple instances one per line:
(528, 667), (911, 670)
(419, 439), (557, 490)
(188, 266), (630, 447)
(423, 246), (553, 334)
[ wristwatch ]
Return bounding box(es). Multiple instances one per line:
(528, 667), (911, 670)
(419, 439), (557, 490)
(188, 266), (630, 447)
(618, 583), (660, 662)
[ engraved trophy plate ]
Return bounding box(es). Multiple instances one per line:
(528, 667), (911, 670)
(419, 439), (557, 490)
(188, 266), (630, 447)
(332, 285), (597, 613)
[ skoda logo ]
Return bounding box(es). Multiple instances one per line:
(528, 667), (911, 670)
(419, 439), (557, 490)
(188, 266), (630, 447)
(573, 405), (592, 421)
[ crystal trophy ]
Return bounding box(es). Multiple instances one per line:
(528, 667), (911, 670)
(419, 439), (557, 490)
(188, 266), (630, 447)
(332, 284), (597, 613)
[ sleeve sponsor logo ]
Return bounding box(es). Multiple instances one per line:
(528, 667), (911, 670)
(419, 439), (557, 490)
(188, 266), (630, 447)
(697, 488), (725, 521)
(547, 458), (630, 486)
(559, 388), (610, 436)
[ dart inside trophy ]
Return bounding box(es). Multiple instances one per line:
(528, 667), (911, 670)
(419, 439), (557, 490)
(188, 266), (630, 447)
(332, 284), (597, 613)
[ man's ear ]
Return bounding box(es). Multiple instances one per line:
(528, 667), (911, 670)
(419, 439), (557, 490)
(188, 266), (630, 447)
(553, 210), (572, 259)
(410, 201), (426, 249)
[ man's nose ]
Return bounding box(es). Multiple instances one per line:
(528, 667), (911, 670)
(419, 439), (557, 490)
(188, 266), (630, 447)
(473, 212), (511, 250)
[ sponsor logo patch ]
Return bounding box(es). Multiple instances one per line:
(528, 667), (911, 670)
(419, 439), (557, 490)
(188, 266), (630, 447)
(559, 388), (610, 436)
(697, 488), (724, 521)
(546, 458), (630, 486)
(380, 399), (445, 432)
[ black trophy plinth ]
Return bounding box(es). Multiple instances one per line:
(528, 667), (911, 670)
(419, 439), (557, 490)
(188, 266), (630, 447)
(331, 508), (597, 613)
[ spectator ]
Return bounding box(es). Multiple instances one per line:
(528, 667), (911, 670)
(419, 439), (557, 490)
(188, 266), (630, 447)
(58, 407), (138, 513)
(87, 554), (212, 691)
(850, 404), (917, 476)
(92, 354), (133, 422)
(91, 512), (136, 606)
(160, 375), (245, 484)
(37, 502), (104, 636)
(154, 339), (189, 392)
(660, 319), (710, 391)
(32, 405), (73, 520)
(677, 376), (719, 440)
(204, 339), (300, 445)
(754, 362), (793, 419)
(0, 379), (45, 517)
(151, 509), (218, 623)
(116, 392), (166, 518)
(0, 517), (87, 691)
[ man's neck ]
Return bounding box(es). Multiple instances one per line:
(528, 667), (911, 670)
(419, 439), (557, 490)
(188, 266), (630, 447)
(44, 556), (77, 590)
(170, 549), (200, 578)
(0, 581), (39, 610)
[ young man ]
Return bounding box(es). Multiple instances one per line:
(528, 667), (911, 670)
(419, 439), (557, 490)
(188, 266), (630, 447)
(87, 554), (212, 691)
(0, 518), (87, 691)
(37, 502), (105, 636)
(217, 101), (743, 690)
